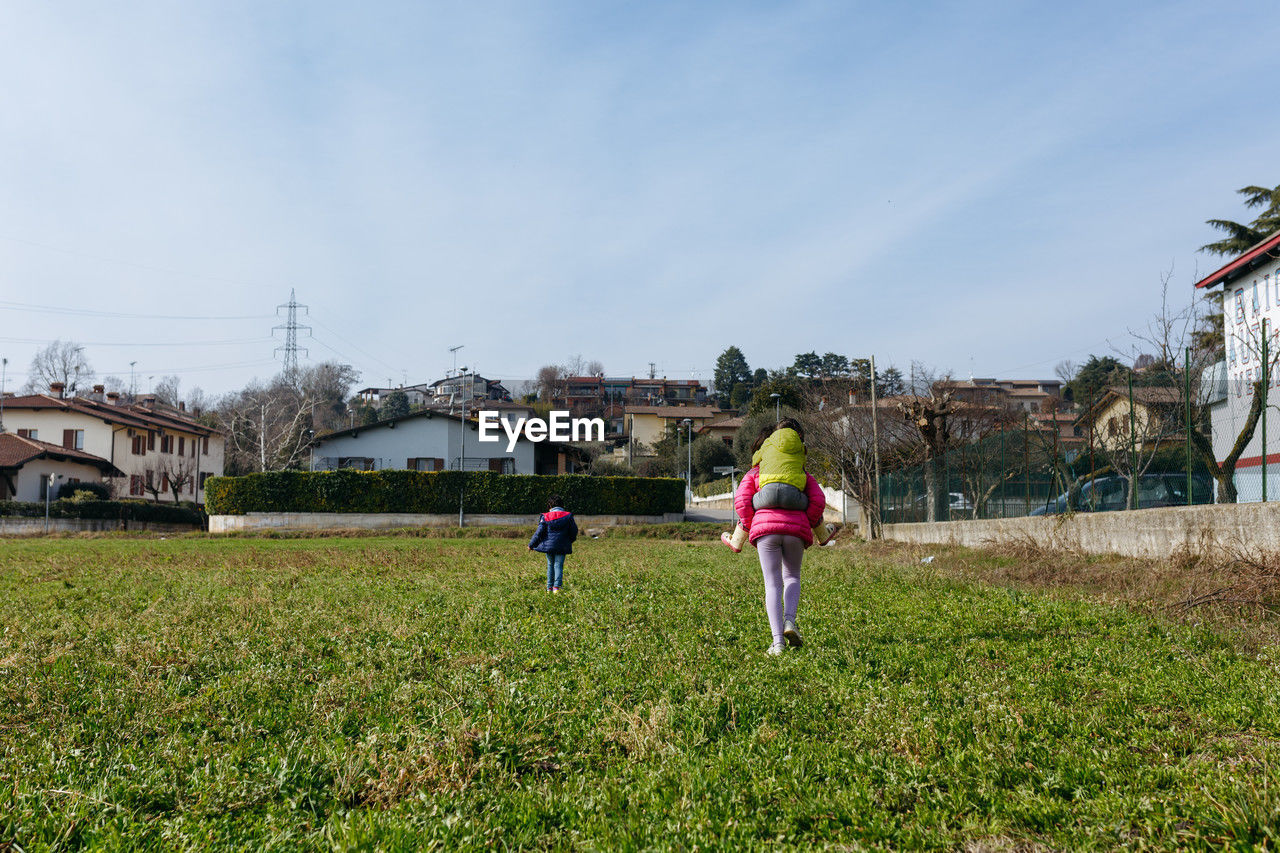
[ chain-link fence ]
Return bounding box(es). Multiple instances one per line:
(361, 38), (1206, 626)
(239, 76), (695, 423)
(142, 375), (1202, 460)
(876, 371), (1276, 524)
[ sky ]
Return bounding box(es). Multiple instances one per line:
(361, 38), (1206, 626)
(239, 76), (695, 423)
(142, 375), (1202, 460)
(2, 0), (1278, 399)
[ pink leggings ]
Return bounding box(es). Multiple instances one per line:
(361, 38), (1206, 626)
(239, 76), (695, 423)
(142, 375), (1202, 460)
(756, 534), (803, 644)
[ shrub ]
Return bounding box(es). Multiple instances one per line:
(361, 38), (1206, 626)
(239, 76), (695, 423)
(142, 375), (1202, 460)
(0, 499), (205, 525)
(205, 470), (685, 516)
(56, 481), (111, 501)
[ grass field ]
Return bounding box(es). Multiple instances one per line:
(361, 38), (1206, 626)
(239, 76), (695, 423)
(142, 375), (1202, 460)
(3, 533), (1280, 850)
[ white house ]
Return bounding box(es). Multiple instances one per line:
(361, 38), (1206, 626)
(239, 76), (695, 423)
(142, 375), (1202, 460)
(1, 384), (226, 503)
(311, 408), (586, 475)
(1194, 229), (1280, 500)
(0, 432), (123, 501)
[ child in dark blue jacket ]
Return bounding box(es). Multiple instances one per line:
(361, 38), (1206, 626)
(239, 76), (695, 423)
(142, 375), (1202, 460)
(528, 494), (578, 592)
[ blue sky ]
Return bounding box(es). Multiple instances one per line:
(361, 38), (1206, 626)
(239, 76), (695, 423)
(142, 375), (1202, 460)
(1, 1), (1278, 396)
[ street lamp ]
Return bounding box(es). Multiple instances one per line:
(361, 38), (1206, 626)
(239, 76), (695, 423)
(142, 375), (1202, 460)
(770, 393), (781, 423)
(682, 418), (693, 497)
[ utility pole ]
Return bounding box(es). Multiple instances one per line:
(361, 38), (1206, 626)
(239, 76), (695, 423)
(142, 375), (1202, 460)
(273, 289), (311, 381)
(869, 355), (882, 535)
(0, 357), (7, 433)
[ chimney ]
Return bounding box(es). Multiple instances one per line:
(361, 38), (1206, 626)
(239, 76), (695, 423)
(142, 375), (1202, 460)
(142, 395), (156, 407)
(92, 384), (105, 402)
(106, 391), (120, 405)
(178, 402), (186, 412)
(49, 382), (65, 399)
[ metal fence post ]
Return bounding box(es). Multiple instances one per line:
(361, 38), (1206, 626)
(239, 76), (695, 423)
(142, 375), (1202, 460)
(1264, 318), (1269, 503)
(1023, 413), (1030, 516)
(999, 425), (1006, 518)
(1185, 346), (1192, 506)
(1128, 372), (1137, 510)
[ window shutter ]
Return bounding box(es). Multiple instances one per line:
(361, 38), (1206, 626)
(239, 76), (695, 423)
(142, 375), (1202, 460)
(178, 437), (185, 456)
(63, 429), (75, 449)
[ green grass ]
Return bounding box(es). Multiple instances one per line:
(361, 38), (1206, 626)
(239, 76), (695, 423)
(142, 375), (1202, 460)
(2, 536), (1280, 850)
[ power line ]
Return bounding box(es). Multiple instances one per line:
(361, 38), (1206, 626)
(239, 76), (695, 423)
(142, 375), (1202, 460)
(0, 335), (274, 348)
(0, 299), (271, 321)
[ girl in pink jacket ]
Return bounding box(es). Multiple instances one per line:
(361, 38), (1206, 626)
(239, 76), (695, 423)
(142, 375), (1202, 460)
(733, 422), (826, 656)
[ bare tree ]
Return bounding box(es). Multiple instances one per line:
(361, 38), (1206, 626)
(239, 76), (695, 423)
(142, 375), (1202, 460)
(799, 383), (915, 537)
(897, 375), (955, 522)
(154, 375), (182, 407)
(536, 364), (567, 402)
(22, 340), (94, 396)
(158, 455), (196, 503)
(1126, 270), (1278, 503)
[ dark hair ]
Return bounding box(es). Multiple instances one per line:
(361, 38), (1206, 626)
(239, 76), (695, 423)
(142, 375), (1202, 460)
(547, 494), (565, 510)
(776, 417), (805, 442)
(750, 423), (776, 454)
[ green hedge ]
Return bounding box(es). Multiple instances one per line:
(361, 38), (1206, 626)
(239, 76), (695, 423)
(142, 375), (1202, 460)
(205, 470), (686, 516)
(0, 499), (206, 525)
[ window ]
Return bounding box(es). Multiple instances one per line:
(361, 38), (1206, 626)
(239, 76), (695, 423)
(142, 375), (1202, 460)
(132, 435), (145, 455)
(62, 429), (84, 450)
(178, 436), (185, 456)
(202, 436), (209, 455)
(147, 432), (155, 451)
(129, 475), (145, 496)
(408, 457), (445, 472)
(160, 435), (173, 454)
(145, 470), (155, 490)
(338, 457), (375, 470)
(488, 458), (515, 474)
(199, 472), (211, 491)
(16, 428), (36, 440)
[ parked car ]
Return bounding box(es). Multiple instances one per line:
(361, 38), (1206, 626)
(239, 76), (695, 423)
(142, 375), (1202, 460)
(1029, 473), (1213, 516)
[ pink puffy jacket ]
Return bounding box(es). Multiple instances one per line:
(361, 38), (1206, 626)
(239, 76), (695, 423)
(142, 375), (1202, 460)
(734, 466), (826, 547)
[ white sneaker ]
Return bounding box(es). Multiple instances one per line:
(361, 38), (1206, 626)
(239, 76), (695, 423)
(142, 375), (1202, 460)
(766, 640), (785, 656)
(783, 620), (803, 648)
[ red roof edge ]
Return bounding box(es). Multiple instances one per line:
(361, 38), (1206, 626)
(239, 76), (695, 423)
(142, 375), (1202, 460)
(1194, 230), (1280, 290)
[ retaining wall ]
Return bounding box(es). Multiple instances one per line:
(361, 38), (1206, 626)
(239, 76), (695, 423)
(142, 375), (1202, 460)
(0, 517), (201, 535)
(881, 503), (1280, 558)
(209, 511), (685, 534)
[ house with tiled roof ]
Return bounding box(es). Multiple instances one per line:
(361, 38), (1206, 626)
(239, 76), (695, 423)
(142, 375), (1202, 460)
(0, 383), (225, 503)
(0, 432), (123, 501)
(623, 405), (728, 451)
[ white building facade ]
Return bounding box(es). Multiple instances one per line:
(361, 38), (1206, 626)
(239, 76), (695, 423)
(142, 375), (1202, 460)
(1195, 232), (1280, 501)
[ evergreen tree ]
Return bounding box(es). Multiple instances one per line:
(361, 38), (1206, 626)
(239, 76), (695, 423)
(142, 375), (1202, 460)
(792, 351), (822, 378)
(1202, 184), (1280, 256)
(712, 347), (752, 405)
(381, 390), (411, 420)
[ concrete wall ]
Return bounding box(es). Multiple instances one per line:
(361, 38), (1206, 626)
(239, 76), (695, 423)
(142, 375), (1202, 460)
(0, 517), (201, 535)
(209, 511), (686, 533)
(881, 502), (1280, 558)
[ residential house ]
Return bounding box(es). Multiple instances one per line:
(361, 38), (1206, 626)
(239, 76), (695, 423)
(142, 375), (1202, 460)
(697, 415), (745, 448)
(1076, 386), (1183, 453)
(624, 405), (727, 452)
(355, 375), (511, 409)
(1194, 228), (1280, 500)
(0, 384), (225, 503)
(939, 378), (1063, 414)
(0, 432), (123, 501)
(312, 407), (586, 476)
(561, 376), (707, 412)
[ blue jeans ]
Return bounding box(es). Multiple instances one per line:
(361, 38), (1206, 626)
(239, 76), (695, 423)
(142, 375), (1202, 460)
(546, 553), (566, 589)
